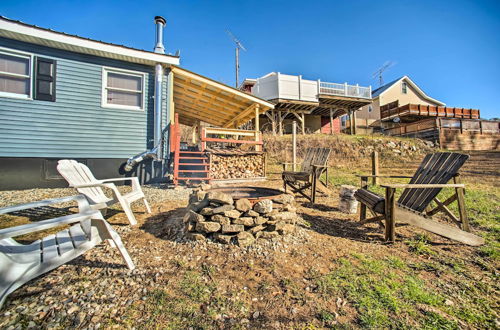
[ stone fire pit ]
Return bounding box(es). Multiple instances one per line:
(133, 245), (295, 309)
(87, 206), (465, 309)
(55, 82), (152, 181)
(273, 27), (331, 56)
(183, 185), (298, 247)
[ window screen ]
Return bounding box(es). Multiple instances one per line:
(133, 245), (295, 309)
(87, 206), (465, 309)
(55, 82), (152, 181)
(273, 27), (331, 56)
(103, 69), (144, 109)
(0, 52), (31, 97)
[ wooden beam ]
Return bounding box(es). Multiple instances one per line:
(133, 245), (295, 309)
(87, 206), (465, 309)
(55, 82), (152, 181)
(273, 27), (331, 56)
(174, 85), (244, 114)
(223, 103), (256, 128)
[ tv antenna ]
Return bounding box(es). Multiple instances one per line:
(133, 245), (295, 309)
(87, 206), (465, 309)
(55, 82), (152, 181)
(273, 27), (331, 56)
(372, 61), (396, 86)
(226, 30), (246, 88)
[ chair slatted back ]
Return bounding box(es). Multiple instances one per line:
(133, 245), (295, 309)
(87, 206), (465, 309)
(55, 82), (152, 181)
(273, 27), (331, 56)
(57, 160), (109, 204)
(300, 148), (331, 174)
(398, 152), (469, 213)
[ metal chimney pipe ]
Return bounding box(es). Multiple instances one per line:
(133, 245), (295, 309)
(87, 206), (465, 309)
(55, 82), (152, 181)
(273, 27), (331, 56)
(154, 16), (166, 54)
(124, 16), (167, 172)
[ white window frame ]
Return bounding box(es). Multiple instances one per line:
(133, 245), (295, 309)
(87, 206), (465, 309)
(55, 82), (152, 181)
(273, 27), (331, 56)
(401, 82), (408, 94)
(101, 66), (146, 111)
(0, 47), (33, 100)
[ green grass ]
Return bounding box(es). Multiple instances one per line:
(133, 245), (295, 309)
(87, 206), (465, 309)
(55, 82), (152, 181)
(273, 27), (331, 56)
(312, 253), (497, 329)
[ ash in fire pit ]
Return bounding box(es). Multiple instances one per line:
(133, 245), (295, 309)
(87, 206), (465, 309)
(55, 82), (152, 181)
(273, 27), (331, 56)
(184, 185), (298, 246)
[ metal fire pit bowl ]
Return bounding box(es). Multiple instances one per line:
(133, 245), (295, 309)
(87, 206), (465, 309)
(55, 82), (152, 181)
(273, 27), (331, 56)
(208, 186), (284, 204)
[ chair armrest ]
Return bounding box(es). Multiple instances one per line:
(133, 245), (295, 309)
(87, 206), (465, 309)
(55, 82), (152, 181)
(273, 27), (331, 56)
(0, 211), (100, 239)
(0, 195), (91, 215)
(381, 183), (465, 189)
(357, 175), (413, 179)
(100, 177), (138, 183)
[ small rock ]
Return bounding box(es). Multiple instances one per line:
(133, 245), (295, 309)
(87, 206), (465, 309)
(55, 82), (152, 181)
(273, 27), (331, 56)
(268, 221), (287, 231)
(254, 199), (273, 214)
(215, 234), (233, 244)
(211, 214), (231, 225)
(245, 210), (260, 217)
(235, 198), (252, 212)
(199, 207), (214, 216)
(248, 225), (266, 234)
(211, 204), (235, 214)
(222, 224), (245, 233)
(444, 299), (454, 306)
(224, 210), (242, 219)
(269, 212), (296, 223)
(236, 232), (255, 247)
(253, 311), (260, 319)
(272, 194), (294, 205)
(183, 210), (205, 223)
(254, 216), (268, 225)
(188, 199), (209, 212)
(233, 217), (254, 226)
(196, 222), (222, 233)
(278, 224), (295, 235)
(206, 191), (234, 205)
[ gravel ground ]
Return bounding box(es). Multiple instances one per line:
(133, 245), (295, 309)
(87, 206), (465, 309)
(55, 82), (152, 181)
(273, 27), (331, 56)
(0, 185), (193, 209)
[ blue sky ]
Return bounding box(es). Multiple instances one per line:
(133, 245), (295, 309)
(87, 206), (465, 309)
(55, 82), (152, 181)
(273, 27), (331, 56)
(2, 0), (499, 118)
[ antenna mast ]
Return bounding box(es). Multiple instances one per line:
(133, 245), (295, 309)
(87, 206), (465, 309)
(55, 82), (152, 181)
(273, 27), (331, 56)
(372, 61), (395, 86)
(226, 30), (247, 88)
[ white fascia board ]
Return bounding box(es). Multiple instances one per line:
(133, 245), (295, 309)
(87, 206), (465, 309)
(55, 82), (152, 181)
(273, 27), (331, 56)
(0, 19), (179, 66)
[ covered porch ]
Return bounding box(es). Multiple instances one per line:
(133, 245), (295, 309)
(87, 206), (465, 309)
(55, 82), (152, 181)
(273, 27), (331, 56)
(168, 67), (275, 184)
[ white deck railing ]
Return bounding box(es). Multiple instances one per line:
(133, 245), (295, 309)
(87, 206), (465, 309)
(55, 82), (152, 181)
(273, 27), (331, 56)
(252, 73), (372, 103)
(319, 82), (371, 99)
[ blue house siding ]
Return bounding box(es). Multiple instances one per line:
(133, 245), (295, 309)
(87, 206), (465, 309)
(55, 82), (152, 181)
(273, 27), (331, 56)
(0, 37), (169, 159)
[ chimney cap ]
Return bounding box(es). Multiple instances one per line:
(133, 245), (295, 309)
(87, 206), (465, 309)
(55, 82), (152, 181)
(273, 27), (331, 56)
(154, 16), (166, 26)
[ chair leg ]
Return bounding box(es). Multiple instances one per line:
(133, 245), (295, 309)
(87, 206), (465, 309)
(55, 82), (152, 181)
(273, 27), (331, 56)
(119, 199), (138, 226)
(360, 204), (367, 221)
(384, 187), (396, 242)
(312, 176), (318, 203)
(92, 219), (135, 270)
(143, 198), (152, 214)
(456, 188), (470, 232)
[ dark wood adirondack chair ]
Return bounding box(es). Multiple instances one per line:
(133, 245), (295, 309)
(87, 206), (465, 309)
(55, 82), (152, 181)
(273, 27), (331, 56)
(282, 147), (331, 203)
(354, 152), (484, 246)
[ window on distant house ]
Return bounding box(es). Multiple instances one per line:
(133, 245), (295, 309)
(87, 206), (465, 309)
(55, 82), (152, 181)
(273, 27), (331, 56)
(402, 82), (408, 94)
(102, 67), (145, 110)
(0, 49), (32, 99)
(368, 105), (373, 113)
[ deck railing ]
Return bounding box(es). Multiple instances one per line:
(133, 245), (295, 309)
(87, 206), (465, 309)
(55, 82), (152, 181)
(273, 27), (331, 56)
(319, 82), (371, 99)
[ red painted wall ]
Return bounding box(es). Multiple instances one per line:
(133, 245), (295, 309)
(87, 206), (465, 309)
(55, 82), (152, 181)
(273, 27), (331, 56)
(320, 116), (340, 134)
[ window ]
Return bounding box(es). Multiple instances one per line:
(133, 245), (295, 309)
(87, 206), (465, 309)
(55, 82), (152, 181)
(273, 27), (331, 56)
(0, 49), (32, 98)
(402, 82), (408, 94)
(102, 67), (145, 110)
(368, 105), (373, 113)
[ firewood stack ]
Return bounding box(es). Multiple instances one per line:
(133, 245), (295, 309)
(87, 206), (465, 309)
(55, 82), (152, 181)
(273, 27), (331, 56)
(209, 153), (265, 180)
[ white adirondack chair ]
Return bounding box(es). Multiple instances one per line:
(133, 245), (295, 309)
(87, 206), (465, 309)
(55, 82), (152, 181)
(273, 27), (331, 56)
(57, 160), (151, 226)
(0, 195), (135, 308)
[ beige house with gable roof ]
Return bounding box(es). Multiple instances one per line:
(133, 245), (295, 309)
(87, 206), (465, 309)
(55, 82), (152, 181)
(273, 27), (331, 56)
(350, 76), (445, 133)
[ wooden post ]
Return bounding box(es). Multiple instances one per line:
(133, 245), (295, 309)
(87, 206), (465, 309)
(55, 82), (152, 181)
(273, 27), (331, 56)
(255, 104), (261, 152)
(278, 111), (284, 136)
(329, 108), (334, 134)
(301, 113), (305, 135)
(351, 110), (357, 135)
(292, 121), (297, 171)
(371, 151), (379, 185)
(271, 110), (277, 136)
(454, 174), (470, 232)
(385, 187), (396, 242)
(360, 177), (368, 221)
